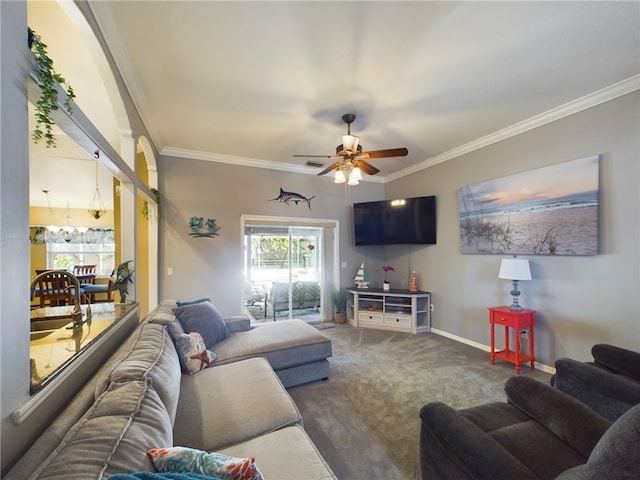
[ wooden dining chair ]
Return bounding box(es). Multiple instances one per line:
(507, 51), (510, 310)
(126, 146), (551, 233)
(33, 270), (75, 307)
(73, 264), (97, 283)
(72, 265), (97, 303)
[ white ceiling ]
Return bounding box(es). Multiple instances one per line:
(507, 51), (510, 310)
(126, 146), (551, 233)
(28, 1), (640, 208)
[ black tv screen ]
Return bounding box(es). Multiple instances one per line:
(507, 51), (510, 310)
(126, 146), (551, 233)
(354, 196), (437, 245)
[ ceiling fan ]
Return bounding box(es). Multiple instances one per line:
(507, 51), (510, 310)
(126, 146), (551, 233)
(294, 113), (408, 184)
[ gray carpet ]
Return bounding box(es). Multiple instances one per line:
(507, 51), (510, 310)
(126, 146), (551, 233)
(288, 324), (552, 480)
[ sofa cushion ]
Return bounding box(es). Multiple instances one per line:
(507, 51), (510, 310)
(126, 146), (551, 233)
(174, 301), (229, 348)
(147, 302), (186, 339)
(173, 357), (302, 451)
(174, 332), (217, 374)
(220, 425), (337, 480)
(95, 322), (182, 424)
(29, 381), (173, 479)
(148, 446), (263, 480)
(213, 319), (332, 370)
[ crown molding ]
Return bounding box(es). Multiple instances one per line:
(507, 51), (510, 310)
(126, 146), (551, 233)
(160, 147), (385, 183)
(386, 75), (640, 182)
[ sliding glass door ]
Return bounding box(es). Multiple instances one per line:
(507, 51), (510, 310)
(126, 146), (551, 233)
(242, 216), (338, 323)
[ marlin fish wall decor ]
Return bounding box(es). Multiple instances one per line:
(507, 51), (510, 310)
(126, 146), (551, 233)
(189, 216), (221, 238)
(270, 187), (315, 209)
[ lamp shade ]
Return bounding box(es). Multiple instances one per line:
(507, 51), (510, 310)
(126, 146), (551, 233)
(498, 258), (531, 281)
(342, 134), (359, 153)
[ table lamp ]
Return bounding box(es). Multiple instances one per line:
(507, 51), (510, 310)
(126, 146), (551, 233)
(498, 256), (532, 311)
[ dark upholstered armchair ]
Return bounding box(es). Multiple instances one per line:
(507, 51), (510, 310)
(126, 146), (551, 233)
(419, 375), (640, 479)
(551, 344), (640, 422)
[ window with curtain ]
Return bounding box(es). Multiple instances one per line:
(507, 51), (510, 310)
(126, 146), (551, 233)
(31, 227), (115, 276)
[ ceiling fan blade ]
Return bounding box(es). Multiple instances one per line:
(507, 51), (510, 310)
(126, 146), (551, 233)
(293, 154), (341, 158)
(355, 160), (380, 176)
(316, 160), (343, 176)
(360, 147), (408, 159)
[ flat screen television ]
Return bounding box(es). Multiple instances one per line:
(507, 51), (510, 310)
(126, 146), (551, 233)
(354, 196), (437, 245)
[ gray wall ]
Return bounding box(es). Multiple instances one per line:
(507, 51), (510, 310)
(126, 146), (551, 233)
(385, 92), (640, 365)
(158, 158), (385, 315)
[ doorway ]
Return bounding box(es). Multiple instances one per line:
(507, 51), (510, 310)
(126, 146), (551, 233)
(241, 215), (339, 323)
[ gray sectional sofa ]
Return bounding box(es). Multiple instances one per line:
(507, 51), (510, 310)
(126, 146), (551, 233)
(6, 299), (335, 479)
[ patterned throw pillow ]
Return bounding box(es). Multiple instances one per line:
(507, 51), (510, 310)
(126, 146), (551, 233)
(110, 472), (220, 480)
(173, 333), (217, 374)
(148, 447), (263, 480)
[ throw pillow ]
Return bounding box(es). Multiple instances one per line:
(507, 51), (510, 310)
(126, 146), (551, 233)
(173, 332), (217, 374)
(148, 447), (263, 480)
(110, 472), (220, 480)
(176, 298), (212, 307)
(173, 301), (229, 348)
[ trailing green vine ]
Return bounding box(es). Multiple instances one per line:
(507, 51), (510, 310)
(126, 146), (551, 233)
(142, 188), (161, 220)
(29, 27), (76, 148)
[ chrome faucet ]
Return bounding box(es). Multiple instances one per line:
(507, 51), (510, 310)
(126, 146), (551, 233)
(30, 270), (91, 326)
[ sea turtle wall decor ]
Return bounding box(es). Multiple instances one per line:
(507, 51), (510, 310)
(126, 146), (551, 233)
(189, 217), (220, 238)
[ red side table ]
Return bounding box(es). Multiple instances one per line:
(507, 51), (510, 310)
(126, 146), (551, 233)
(488, 306), (536, 374)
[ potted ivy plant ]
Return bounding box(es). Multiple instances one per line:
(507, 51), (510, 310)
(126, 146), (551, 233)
(332, 288), (349, 324)
(28, 27), (76, 148)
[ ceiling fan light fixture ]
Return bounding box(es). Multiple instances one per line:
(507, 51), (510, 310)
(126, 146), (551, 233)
(350, 165), (362, 181)
(334, 168), (346, 184)
(347, 175), (360, 186)
(342, 134), (359, 153)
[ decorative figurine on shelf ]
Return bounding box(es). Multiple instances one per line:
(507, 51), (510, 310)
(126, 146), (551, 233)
(382, 265), (394, 291)
(354, 262), (370, 289)
(113, 260), (134, 303)
(409, 270), (418, 292)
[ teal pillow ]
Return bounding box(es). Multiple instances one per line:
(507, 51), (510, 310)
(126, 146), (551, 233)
(173, 301), (228, 348)
(176, 298), (211, 307)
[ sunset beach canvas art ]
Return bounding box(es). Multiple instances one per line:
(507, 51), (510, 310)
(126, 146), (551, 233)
(459, 155), (599, 255)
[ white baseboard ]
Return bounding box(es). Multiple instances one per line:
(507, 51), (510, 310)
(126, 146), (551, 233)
(430, 328), (556, 375)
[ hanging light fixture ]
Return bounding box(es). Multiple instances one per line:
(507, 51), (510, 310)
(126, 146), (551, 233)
(88, 160), (106, 219)
(42, 191), (88, 238)
(62, 203), (74, 242)
(43, 190), (61, 232)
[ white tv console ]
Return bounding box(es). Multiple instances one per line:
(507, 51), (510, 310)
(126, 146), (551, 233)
(347, 289), (431, 334)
